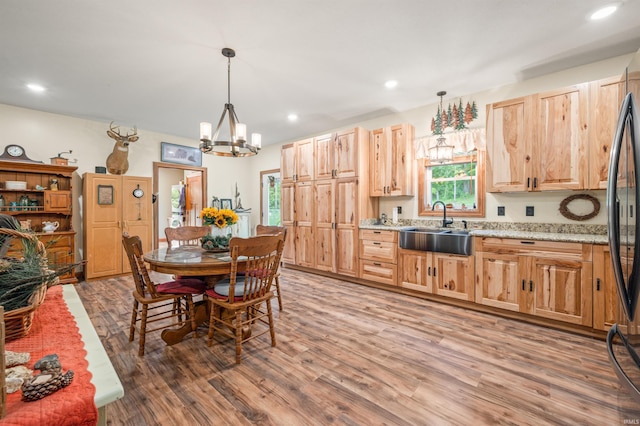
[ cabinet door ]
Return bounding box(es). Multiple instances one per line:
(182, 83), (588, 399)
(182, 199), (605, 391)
(280, 182), (295, 264)
(527, 257), (593, 326)
(475, 251), (521, 312)
(431, 253), (475, 301)
(335, 178), (358, 276)
(314, 180), (335, 272)
(314, 134), (334, 180)
(398, 249), (429, 293)
(534, 84), (589, 191)
(122, 176), (152, 274)
(281, 143), (296, 183)
(369, 127), (387, 196)
(486, 96), (533, 192)
(589, 77), (625, 189)
(294, 181), (314, 268)
(44, 190), (71, 213)
(295, 138), (314, 182)
(83, 174), (123, 279)
(387, 124), (413, 196)
(334, 129), (359, 178)
(593, 244), (624, 331)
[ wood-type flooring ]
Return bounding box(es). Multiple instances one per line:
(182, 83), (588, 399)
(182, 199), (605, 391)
(75, 268), (640, 425)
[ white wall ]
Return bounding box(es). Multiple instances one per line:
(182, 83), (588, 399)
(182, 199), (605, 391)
(0, 52), (634, 262)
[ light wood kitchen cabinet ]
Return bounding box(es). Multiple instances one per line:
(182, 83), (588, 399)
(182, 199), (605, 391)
(475, 237), (593, 326)
(592, 244), (625, 331)
(370, 123), (414, 196)
(83, 173), (152, 280)
(398, 248), (474, 301)
(280, 182), (295, 264)
(487, 84), (589, 192)
(359, 229), (397, 286)
(294, 180), (315, 268)
(281, 138), (314, 184)
(315, 128), (361, 180)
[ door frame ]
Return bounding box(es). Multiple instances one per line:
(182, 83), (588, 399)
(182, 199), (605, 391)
(153, 161), (207, 249)
(260, 168), (280, 226)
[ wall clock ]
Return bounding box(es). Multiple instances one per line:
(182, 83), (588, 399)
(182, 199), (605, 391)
(132, 185), (144, 198)
(0, 144), (43, 163)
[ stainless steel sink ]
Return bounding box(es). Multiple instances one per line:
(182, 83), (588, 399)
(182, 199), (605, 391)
(399, 227), (472, 255)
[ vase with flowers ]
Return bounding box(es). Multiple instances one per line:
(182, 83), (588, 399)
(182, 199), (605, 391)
(200, 207), (238, 251)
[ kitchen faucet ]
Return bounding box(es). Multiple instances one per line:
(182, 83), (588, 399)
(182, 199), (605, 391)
(432, 200), (453, 228)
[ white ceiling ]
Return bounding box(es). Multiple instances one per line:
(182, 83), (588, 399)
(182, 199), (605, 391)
(1, 0), (640, 147)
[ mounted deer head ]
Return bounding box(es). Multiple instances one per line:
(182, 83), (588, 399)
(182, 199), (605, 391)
(106, 121), (139, 175)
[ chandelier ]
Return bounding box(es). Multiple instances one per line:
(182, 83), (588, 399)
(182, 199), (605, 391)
(199, 48), (261, 157)
(428, 91), (454, 163)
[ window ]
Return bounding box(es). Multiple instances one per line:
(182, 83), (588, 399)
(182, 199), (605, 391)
(418, 150), (485, 217)
(260, 170), (281, 226)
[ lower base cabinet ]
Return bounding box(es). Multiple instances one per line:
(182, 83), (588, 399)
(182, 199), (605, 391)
(475, 237), (593, 327)
(359, 230), (397, 285)
(398, 248), (475, 301)
(593, 244), (626, 331)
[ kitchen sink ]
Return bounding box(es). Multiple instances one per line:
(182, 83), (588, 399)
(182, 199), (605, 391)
(399, 227), (472, 255)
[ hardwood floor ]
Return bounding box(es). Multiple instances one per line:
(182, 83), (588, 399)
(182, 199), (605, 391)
(76, 268), (640, 425)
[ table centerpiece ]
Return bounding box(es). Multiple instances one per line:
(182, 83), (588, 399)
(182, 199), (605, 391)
(200, 207), (238, 252)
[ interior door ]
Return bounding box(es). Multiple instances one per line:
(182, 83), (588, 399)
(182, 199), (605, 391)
(186, 173), (203, 225)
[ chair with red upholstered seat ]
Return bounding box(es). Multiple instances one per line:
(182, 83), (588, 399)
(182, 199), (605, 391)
(122, 233), (207, 355)
(165, 225), (210, 248)
(206, 234), (284, 364)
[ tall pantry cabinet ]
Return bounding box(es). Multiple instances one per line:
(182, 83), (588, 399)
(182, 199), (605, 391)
(281, 127), (376, 276)
(83, 173), (152, 279)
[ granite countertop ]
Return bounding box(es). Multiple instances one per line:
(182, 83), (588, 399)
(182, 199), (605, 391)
(359, 220), (608, 245)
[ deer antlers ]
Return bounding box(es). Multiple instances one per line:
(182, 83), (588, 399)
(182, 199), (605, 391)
(107, 121), (139, 144)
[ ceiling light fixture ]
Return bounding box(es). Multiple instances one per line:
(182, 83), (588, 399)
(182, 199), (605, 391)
(385, 80), (398, 89)
(428, 91), (454, 163)
(199, 48), (261, 157)
(590, 4), (618, 20)
(287, 113), (298, 122)
(26, 83), (45, 93)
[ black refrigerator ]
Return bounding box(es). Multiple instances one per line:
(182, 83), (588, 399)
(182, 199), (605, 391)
(606, 48), (640, 408)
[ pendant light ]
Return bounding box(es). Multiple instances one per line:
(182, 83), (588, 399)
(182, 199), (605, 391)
(429, 91), (454, 163)
(199, 48), (261, 157)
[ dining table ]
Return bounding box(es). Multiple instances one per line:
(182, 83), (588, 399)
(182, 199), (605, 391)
(143, 245), (247, 345)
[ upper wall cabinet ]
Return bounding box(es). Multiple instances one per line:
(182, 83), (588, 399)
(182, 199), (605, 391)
(487, 84), (590, 192)
(370, 123), (414, 196)
(315, 129), (361, 180)
(281, 138), (314, 184)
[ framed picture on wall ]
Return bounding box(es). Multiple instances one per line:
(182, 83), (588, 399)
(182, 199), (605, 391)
(220, 199), (233, 210)
(161, 142), (202, 167)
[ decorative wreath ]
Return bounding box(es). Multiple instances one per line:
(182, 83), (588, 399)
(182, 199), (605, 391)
(559, 194), (600, 221)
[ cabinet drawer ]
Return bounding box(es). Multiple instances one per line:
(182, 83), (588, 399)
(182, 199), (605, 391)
(359, 240), (397, 263)
(360, 260), (397, 286)
(476, 237), (590, 261)
(360, 229), (397, 242)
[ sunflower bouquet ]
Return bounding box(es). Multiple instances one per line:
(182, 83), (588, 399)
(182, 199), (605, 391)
(200, 207), (238, 251)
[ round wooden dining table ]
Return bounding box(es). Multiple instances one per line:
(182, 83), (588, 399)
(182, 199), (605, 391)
(143, 245), (247, 345)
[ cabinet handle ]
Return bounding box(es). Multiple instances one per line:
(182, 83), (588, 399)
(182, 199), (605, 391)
(428, 266), (431, 276)
(529, 280), (533, 292)
(386, 186), (390, 193)
(527, 177), (531, 188)
(433, 267), (437, 277)
(520, 241), (535, 245)
(373, 262), (382, 266)
(533, 177), (538, 188)
(596, 278), (601, 291)
(373, 231), (381, 234)
(522, 279), (525, 291)
(373, 242), (381, 245)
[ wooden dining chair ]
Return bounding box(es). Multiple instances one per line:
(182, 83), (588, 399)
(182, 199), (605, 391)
(206, 234), (284, 364)
(165, 225), (211, 247)
(255, 225), (286, 310)
(122, 233), (207, 355)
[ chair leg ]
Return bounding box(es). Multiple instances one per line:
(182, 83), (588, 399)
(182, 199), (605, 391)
(139, 304), (148, 356)
(207, 303), (217, 347)
(267, 299), (276, 347)
(274, 275), (283, 310)
(129, 300), (139, 342)
(235, 309), (243, 364)
(187, 296), (198, 339)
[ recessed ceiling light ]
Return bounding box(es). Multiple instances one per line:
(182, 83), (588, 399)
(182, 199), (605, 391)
(287, 113), (298, 122)
(590, 4), (618, 20)
(26, 83), (46, 93)
(385, 80), (398, 89)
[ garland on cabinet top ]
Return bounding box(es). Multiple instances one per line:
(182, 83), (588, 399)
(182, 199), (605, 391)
(431, 98), (478, 135)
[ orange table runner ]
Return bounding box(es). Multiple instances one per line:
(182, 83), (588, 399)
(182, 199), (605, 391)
(3, 285), (98, 425)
